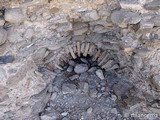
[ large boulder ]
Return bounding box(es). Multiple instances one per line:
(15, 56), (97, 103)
(4, 8), (24, 24)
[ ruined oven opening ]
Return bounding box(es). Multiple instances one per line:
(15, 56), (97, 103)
(34, 42), (135, 119)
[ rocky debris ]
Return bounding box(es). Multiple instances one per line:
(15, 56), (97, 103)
(111, 9), (141, 28)
(74, 64), (88, 74)
(152, 75), (160, 91)
(144, 0), (160, 10)
(0, 55), (14, 64)
(95, 69), (105, 80)
(4, 8), (24, 24)
(113, 81), (133, 99)
(62, 83), (77, 94)
(0, 28), (7, 45)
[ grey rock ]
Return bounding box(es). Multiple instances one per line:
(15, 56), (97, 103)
(0, 17), (5, 26)
(152, 75), (160, 91)
(80, 58), (89, 64)
(139, 20), (154, 30)
(68, 60), (76, 66)
(73, 23), (88, 35)
(4, 8), (24, 24)
(62, 83), (77, 94)
(67, 66), (73, 72)
(113, 81), (133, 99)
(40, 113), (57, 120)
(32, 101), (46, 115)
(69, 74), (79, 80)
(74, 64), (88, 74)
(87, 107), (93, 114)
(23, 28), (34, 39)
(89, 89), (98, 98)
(111, 10), (141, 28)
(0, 28), (7, 45)
(152, 16), (160, 27)
(144, 0), (160, 10)
(50, 92), (57, 101)
(0, 55), (14, 64)
(79, 72), (89, 81)
(79, 82), (89, 93)
(82, 10), (99, 22)
(33, 48), (47, 63)
(96, 69), (104, 80)
(7, 31), (23, 43)
(88, 67), (97, 72)
(61, 112), (68, 116)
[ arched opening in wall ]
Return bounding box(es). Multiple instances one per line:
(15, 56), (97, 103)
(33, 41), (138, 120)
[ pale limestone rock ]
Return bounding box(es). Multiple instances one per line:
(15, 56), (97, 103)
(4, 8), (24, 24)
(111, 10), (141, 28)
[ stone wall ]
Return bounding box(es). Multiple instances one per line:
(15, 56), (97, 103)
(0, 0), (160, 119)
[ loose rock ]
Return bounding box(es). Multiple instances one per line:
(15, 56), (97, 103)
(62, 83), (77, 94)
(74, 64), (88, 74)
(4, 8), (24, 24)
(96, 69), (104, 80)
(69, 74), (79, 80)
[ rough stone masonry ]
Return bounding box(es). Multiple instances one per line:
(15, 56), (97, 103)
(0, 0), (160, 120)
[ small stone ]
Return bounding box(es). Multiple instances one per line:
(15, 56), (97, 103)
(79, 82), (89, 93)
(111, 94), (117, 101)
(111, 10), (141, 28)
(67, 66), (73, 72)
(111, 108), (118, 114)
(89, 89), (98, 98)
(80, 58), (89, 64)
(74, 64), (88, 74)
(79, 72), (89, 81)
(61, 112), (68, 116)
(96, 69), (104, 80)
(68, 60), (76, 66)
(0, 55), (14, 64)
(23, 28), (34, 39)
(0, 28), (7, 45)
(62, 83), (77, 94)
(0, 17), (5, 26)
(69, 74), (79, 80)
(40, 113), (57, 120)
(87, 107), (93, 114)
(30, 14), (37, 21)
(50, 92), (57, 101)
(97, 92), (102, 98)
(144, 0), (160, 10)
(88, 67), (97, 72)
(4, 8), (24, 24)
